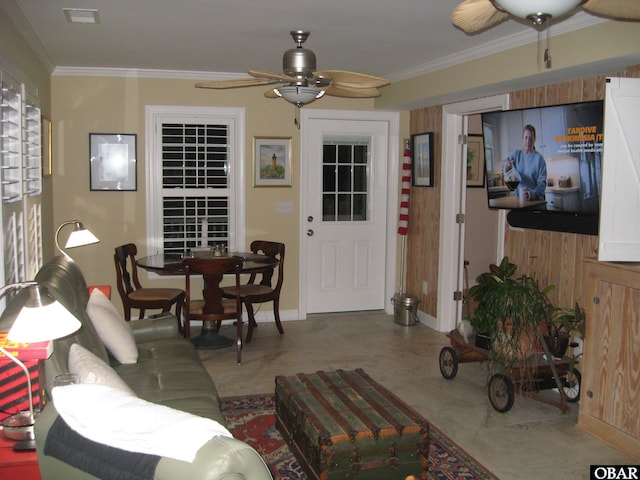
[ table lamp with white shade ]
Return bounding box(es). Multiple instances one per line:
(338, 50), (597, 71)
(0, 282), (81, 450)
(55, 220), (100, 259)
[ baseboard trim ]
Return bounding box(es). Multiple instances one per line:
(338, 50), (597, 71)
(416, 309), (438, 330)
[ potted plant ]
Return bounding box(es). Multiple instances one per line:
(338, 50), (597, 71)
(542, 302), (585, 359)
(467, 256), (517, 349)
(468, 257), (554, 367)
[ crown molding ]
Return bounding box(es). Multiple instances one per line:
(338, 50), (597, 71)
(52, 67), (250, 80)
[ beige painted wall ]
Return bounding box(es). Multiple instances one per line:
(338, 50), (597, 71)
(51, 75), (409, 315)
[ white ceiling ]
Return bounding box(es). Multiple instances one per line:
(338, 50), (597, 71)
(4, 0), (607, 85)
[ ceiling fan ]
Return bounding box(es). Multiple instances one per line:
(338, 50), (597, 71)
(195, 30), (390, 126)
(452, 0), (640, 68)
(451, 0), (640, 34)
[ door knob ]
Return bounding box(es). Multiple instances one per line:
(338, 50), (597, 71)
(307, 216), (314, 222)
(307, 229), (314, 236)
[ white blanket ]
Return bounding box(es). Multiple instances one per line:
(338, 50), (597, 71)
(52, 383), (232, 463)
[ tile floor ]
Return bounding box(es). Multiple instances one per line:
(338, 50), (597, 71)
(198, 311), (635, 480)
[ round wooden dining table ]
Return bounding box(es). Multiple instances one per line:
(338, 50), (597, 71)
(137, 251), (278, 275)
(137, 251), (278, 349)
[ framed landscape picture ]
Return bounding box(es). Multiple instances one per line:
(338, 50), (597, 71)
(254, 137), (292, 187)
(411, 132), (434, 187)
(466, 135), (485, 187)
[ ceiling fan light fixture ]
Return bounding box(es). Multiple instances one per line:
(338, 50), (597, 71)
(274, 86), (325, 107)
(526, 12), (551, 25)
(493, 0), (582, 22)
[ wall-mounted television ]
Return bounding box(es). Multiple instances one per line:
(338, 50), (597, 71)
(481, 100), (604, 235)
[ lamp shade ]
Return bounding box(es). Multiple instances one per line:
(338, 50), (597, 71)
(6, 285), (81, 343)
(494, 0), (582, 20)
(65, 227), (99, 249)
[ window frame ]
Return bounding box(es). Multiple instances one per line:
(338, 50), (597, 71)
(145, 105), (246, 262)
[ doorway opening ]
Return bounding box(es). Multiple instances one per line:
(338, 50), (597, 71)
(437, 95), (509, 333)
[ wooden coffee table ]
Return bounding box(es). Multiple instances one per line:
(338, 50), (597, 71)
(275, 369), (429, 480)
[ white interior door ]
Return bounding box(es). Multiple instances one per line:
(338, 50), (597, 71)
(302, 115), (391, 314)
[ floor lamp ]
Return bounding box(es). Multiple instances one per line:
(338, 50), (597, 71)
(0, 282), (81, 450)
(55, 220), (100, 259)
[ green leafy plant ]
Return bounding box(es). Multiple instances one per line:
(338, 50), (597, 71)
(468, 256), (554, 368)
(542, 302), (586, 359)
(549, 302), (585, 338)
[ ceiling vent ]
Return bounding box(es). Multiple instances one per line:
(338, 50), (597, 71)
(63, 8), (99, 24)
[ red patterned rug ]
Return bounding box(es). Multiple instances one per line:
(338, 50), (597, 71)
(220, 394), (497, 480)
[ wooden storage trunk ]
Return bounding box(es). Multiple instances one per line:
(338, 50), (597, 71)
(275, 369), (429, 480)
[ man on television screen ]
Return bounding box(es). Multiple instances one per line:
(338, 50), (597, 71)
(502, 124), (547, 201)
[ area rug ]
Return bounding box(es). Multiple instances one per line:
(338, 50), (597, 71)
(220, 394), (497, 480)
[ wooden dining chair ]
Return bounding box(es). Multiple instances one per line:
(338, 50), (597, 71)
(222, 240), (285, 343)
(113, 243), (185, 326)
(182, 257), (244, 364)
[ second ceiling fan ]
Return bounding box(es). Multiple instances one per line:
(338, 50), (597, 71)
(451, 0), (640, 34)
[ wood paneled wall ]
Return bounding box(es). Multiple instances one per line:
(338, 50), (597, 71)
(407, 65), (640, 317)
(406, 106), (442, 316)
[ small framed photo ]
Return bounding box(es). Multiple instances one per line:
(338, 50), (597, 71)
(466, 135), (485, 188)
(254, 137), (292, 187)
(41, 116), (52, 177)
(89, 133), (137, 191)
(411, 132), (434, 187)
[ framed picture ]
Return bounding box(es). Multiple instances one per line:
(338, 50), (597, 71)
(254, 137), (292, 187)
(89, 133), (137, 191)
(466, 135), (485, 188)
(411, 132), (434, 187)
(41, 116), (52, 177)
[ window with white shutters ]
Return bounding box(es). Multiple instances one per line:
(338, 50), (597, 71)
(23, 101), (41, 196)
(27, 203), (42, 278)
(146, 107), (244, 257)
(4, 212), (25, 284)
(0, 70), (42, 289)
(1, 76), (23, 203)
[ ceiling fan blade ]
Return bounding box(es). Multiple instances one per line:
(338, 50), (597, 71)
(248, 70), (298, 82)
(451, 0), (510, 33)
(264, 88), (281, 98)
(324, 85), (382, 98)
(582, 0), (640, 20)
(316, 70), (390, 89)
(195, 78), (277, 89)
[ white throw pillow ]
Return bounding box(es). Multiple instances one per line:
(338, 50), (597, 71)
(68, 343), (135, 395)
(86, 289), (138, 364)
(52, 383), (232, 463)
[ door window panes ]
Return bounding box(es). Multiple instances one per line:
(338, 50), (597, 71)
(322, 137), (370, 221)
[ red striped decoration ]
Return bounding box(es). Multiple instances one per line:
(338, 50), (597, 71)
(397, 147), (412, 235)
(0, 360), (43, 420)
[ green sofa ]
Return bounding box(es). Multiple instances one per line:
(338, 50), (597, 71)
(0, 255), (272, 479)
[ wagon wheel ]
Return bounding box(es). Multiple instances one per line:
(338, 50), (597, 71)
(563, 368), (581, 403)
(439, 347), (458, 379)
(488, 373), (514, 412)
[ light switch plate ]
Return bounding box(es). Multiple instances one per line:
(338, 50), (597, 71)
(277, 201), (294, 214)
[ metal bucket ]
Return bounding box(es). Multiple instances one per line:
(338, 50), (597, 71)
(392, 293), (420, 326)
